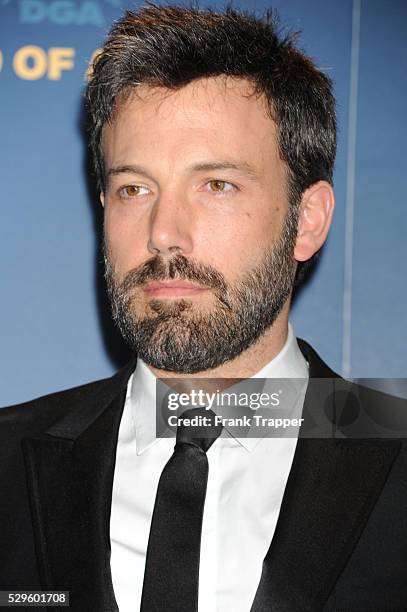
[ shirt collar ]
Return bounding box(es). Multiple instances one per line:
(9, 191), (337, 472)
(128, 322), (309, 454)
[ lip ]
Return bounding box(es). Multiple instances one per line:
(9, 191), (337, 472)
(143, 280), (208, 298)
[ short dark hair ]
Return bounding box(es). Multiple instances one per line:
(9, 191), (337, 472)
(86, 3), (337, 281)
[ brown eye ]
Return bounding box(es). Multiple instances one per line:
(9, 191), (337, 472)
(124, 185), (140, 197)
(209, 180), (227, 192)
(119, 184), (149, 198)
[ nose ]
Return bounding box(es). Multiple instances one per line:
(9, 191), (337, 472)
(147, 191), (193, 256)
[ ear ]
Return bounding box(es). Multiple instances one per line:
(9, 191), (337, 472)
(294, 181), (335, 263)
(100, 192), (105, 208)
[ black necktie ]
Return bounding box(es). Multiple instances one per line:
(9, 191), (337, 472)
(140, 406), (223, 612)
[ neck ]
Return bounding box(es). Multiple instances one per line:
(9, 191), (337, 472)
(147, 305), (290, 381)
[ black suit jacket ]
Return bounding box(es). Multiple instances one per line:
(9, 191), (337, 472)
(1, 339), (407, 611)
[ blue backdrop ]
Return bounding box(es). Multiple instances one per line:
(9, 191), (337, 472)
(1, 0), (406, 406)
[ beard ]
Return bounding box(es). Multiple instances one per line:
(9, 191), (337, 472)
(104, 208), (299, 373)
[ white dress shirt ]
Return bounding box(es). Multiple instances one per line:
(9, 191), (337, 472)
(110, 323), (309, 611)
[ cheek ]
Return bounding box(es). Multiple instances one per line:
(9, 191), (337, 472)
(104, 206), (145, 268)
(196, 212), (268, 278)
(104, 210), (123, 256)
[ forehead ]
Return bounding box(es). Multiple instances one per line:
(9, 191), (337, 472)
(101, 76), (281, 172)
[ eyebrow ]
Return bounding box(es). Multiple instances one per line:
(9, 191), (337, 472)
(106, 164), (151, 185)
(106, 160), (261, 185)
(188, 161), (261, 181)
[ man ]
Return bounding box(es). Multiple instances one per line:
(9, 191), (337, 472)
(1, 4), (407, 611)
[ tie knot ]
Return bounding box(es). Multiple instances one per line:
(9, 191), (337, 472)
(176, 407), (223, 453)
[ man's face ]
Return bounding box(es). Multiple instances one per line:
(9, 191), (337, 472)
(101, 77), (298, 373)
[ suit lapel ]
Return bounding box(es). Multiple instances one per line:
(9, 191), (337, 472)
(22, 358), (136, 611)
(251, 340), (401, 612)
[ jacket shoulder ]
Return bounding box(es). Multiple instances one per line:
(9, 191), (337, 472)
(0, 365), (132, 438)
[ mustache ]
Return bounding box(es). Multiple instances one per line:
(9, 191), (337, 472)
(108, 252), (229, 296)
